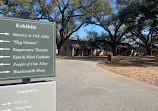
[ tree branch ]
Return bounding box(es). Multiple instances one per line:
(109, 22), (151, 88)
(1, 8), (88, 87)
(65, 22), (85, 40)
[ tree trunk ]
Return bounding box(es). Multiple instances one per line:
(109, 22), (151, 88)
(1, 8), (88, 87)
(144, 44), (151, 55)
(146, 48), (151, 55)
(57, 41), (64, 55)
(57, 45), (61, 55)
(111, 45), (117, 56)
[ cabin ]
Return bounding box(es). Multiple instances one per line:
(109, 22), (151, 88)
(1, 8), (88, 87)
(59, 39), (97, 56)
(59, 39), (135, 56)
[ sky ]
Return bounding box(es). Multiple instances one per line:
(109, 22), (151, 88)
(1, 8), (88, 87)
(73, 24), (105, 39)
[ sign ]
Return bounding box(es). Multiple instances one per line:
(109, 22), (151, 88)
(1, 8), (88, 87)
(0, 17), (56, 80)
(0, 81), (56, 111)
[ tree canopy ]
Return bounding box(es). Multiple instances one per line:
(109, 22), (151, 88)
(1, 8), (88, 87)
(0, 0), (157, 55)
(85, 0), (158, 55)
(84, 0), (138, 55)
(120, 0), (158, 54)
(0, 0), (103, 53)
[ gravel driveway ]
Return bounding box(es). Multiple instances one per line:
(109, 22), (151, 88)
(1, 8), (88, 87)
(54, 58), (158, 111)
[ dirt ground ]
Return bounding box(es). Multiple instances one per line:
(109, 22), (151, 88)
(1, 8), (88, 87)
(98, 56), (158, 86)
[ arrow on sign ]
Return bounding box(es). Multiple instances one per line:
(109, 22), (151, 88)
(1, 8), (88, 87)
(0, 71), (10, 73)
(0, 63), (11, 66)
(0, 40), (10, 43)
(2, 109), (12, 111)
(0, 32), (10, 36)
(0, 55), (10, 58)
(1, 103), (12, 106)
(0, 48), (10, 51)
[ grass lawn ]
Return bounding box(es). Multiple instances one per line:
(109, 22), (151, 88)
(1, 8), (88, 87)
(98, 56), (158, 86)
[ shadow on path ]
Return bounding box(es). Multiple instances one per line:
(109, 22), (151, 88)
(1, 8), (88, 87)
(57, 56), (158, 67)
(57, 56), (108, 62)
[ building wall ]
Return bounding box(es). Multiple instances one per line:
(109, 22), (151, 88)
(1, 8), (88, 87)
(59, 40), (96, 56)
(137, 45), (148, 56)
(59, 41), (158, 56)
(59, 41), (135, 56)
(59, 40), (72, 56)
(73, 48), (94, 56)
(136, 46), (158, 56)
(93, 49), (110, 56)
(152, 50), (158, 56)
(93, 45), (112, 56)
(104, 45), (112, 53)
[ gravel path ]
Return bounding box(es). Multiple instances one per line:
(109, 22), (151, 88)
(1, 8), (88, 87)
(54, 58), (158, 111)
